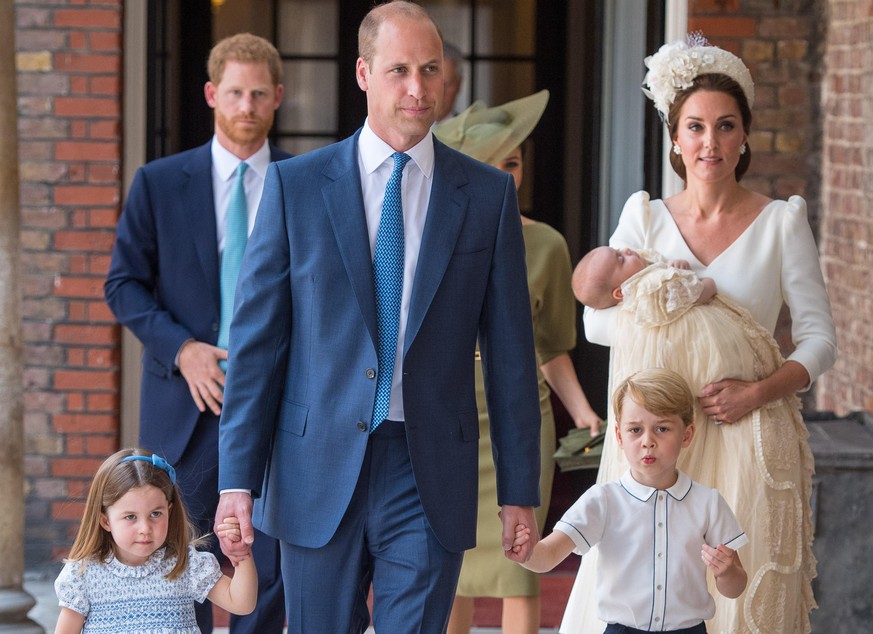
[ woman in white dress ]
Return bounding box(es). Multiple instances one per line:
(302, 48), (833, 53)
(562, 35), (837, 634)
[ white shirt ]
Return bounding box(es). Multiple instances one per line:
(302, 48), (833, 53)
(357, 120), (435, 422)
(211, 136), (272, 252)
(555, 469), (748, 631)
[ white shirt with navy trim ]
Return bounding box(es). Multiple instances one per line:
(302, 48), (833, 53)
(555, 469), (748, 631)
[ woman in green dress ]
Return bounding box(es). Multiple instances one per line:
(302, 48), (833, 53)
(435, 91), (603, 634)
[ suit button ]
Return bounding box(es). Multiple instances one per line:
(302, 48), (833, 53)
(365, 368), (376, 379)
(356, 421), (368, 432)
(212, 323), (219, 332)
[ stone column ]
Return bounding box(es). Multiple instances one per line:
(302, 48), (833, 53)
(0, 0), (41, 631)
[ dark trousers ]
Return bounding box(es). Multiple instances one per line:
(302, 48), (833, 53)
(604, 622), (707, 634)
(175, 414), (286, 634)
(279, 420), (463, 633)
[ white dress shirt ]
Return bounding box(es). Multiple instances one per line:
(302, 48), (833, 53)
(555, 469), (748, 631)
(357, 120), (435, 422)
(211, 136), (272, 252)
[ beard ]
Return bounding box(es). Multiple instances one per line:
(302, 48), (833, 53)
(215, 109), (274, 147)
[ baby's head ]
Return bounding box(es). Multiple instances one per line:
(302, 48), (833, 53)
(572, 246), (649, 309)
(612, 369), (696, 484)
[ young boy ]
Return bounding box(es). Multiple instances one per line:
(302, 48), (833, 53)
(510, 369), (747, 633)
(572, 245), (716, 310)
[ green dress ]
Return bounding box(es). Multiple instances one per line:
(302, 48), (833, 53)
(456, 220), (577, 597)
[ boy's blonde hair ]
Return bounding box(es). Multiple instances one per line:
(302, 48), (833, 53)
(612, 368), (695, 427)
(65, 448), (201, 579)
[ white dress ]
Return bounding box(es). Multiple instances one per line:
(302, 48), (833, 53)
(563, 192), (837, 634)
(55, 545), (223, 633)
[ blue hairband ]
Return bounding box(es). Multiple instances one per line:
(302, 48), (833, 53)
(120, 454), (177, 485)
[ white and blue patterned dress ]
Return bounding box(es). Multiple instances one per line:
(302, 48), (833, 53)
(55, 545), (223, 633)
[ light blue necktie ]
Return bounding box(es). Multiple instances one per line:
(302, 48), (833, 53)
(371, 152), (410, 432)
(218, 162), (249, 367)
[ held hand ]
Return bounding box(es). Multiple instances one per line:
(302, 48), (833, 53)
(215, 492), (254, 566)
(500, 505), (539, 563)
(701, 543), (736, 577)
(698, 379), (760, 424)
(178, 340), (228, 416)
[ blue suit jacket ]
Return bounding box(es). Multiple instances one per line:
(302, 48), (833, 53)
(218, 132), (541, 553)
(105, 141), (292, 463)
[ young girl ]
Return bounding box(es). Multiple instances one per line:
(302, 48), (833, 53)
(54, 448), (257, 633)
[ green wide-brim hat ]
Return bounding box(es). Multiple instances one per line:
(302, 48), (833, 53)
(433, 89), (550, 165)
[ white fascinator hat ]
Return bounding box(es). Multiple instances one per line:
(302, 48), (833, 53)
(642, 32), (754, 120)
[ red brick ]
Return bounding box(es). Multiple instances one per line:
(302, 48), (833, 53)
(54, 185), (119, 206)
(66, 393), (85, 412)
(53, 276), (105, 299)
(87, 392), (118, 411)
(67, 348), (86, 366)
(54, 324), (116, 345)
(55, 231), (116, 253)
(70, 75), (88, 94)
(88, 207), (119, 226)
(54, 96), (119, 118)
(54, 413), (117, 434)
(90, 75), (120, 95)
(69, 31), (87, 51)
(88, 253), (113, 274)
(87, 302), (115, 323)
(84, 435), (118, 457)
(56, 140), (119, 161)
(89, 31), (121, 51)
(54, 9), (120, 29)
(54, 52), (120, 74)
(54, 370), (116, 391)
(52, 457), (106, 478)
(68, 301), (87, 321)
(88, 120), (120, 138)
(688, 17), (756, 38)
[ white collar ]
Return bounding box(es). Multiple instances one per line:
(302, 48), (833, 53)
(358, 119), (435, 179)
(211, 136), (271, 182)
(619, 468), (693, 502)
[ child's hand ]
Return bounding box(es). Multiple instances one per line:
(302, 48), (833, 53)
(510, 523), (532, 554)
(217, 517), (250, 559)
(668, 259), (691, 270)
(701, 543), (736, 577)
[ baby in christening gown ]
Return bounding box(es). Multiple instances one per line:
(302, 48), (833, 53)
(567, 246), (815, 634)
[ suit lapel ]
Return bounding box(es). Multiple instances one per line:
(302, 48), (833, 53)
(182, 143), (220, 310)
(404, 142), (469, 351)
(322, 133), (379, 347)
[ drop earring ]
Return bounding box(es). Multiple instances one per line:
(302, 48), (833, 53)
(739, 144), (747, 155)
(672, 144), (681, 156)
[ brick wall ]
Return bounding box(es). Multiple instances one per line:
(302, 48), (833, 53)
(15, 0), (123, 566)
(816, 0), (873, 413)
(688, 0), (828, 381)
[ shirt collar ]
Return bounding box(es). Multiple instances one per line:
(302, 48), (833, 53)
(211, 136), (271, 182)
(359, 119), (435, 179)
(620, 468), (693, 502)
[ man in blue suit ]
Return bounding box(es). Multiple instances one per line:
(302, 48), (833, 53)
(216, 3), (542, 632)
(104, 33), (286, 634)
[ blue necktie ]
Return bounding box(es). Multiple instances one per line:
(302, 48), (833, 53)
(371, 152), (410, 432)
(218, 162), (249, 365)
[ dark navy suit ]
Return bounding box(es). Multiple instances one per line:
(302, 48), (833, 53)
(105, 140), (288, 633)
(218, 132), (542, 632)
